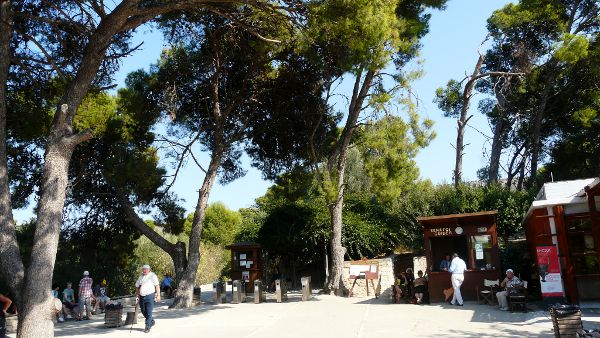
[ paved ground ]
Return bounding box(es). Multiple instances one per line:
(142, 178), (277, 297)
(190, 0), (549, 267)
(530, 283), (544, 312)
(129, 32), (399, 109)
(7, 287), (600, 337)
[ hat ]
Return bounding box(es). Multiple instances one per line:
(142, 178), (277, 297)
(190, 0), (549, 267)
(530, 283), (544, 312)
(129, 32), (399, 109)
(142, 264), (151, 270)
(506, 269), (514, 274)
(83, 271), (89, 276)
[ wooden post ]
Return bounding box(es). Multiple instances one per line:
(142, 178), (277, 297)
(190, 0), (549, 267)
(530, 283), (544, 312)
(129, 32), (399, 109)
(586, 187), (600, 283)
(553, 205), (577, 303)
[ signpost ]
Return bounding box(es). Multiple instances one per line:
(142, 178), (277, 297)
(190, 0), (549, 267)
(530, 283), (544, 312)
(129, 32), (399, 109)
(348, 260), (379, 297)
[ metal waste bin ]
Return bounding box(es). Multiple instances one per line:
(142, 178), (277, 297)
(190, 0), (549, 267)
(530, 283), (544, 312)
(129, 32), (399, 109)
(275, 279), (287, 303)
(301, 276), (312, 301)
(254, 279), (265, 304)
(232, 280), (246, 304)
(213, 281), (226, 304)
(549, 305), (582, 338)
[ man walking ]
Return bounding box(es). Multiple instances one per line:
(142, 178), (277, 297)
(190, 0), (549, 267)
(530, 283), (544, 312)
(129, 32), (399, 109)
(135, 264), (160, 333)
(448, 253), (466, 306)
(78, 271), (93, 320)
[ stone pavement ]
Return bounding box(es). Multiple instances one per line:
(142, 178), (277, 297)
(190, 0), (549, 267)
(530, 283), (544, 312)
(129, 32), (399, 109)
(8, 287), (600, 338)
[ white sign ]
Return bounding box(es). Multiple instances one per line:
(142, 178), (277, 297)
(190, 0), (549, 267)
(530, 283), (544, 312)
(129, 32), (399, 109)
(240, 260), (246, 266)
(540, 273), (564, 295)
(475, 243), (484, 260)
(240, 254), (247, 260)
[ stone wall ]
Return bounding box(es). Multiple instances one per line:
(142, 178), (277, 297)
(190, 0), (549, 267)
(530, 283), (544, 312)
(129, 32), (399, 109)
(343, 256), (395, 298)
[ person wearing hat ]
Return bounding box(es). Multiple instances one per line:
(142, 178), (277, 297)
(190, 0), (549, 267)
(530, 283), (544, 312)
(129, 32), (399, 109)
(135, 264), (160, 333)
(92, 279), (110, 314)
(78, 271), (93, 320)
(496, 269), (523, 311)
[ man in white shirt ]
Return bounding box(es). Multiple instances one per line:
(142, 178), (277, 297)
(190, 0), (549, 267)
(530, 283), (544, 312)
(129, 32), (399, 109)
(135, 264), (160, 333)
(448, 253), (467, 306)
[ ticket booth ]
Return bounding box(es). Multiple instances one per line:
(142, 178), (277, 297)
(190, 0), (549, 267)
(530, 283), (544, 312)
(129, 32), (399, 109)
(226, 242), (263, 293)
(418, 211), (501, 302)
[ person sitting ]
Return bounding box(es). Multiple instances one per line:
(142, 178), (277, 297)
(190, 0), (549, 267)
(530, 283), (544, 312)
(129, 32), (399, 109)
(496, 268), (523, 311)
(92, 279), (110, 314)
(405, 268), (415, 298)
(413, 270), (427, 304)
(392, 273), (406, 303)
(440, 254), (451, 271)
(0, 293), (14, 338)
(62, 282), (79, 320)
(161, 273), (174, 298)
(51, 284), (65, 322)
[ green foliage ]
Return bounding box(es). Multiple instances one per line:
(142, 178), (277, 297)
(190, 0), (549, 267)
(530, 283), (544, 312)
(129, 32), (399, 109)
(237, 207), (267, 242)
(554, 33), (590, 64)
(357, 115), (431, 203)
(73, 92), (118, 135)
(434, 79), (463, 118)
(308, 0), (403, 71)
(187, 202), (243, 246)
(132, 228), (230, 286)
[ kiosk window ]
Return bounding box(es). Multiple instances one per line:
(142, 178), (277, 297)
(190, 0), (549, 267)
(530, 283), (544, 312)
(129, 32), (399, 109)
(471, 235), (493, 269)
(430, 236), (469, 271)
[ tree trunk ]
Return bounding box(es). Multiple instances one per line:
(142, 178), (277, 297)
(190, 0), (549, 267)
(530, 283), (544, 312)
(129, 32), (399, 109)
(19, 138), (77, 338)
(488, 117), (506, 184)
(454, 54), (484, 187)
(172, 62), (226, 307)
(119, 193), (188, 291)
(171, 149), (222, 308)
(0, 0), (25, 303)
(527, 83), (551, 187)
(324, 68), (375, 296)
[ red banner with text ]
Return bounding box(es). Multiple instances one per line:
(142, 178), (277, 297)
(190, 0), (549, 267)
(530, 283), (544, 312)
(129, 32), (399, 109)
(536, 246), (564, 297)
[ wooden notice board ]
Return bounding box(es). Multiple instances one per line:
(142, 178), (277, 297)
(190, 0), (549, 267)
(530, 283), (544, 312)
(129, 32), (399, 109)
(349, 259), (380, 297)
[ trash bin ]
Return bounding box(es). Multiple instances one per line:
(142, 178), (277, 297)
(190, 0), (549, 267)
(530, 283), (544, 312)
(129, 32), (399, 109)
(301, 276), (312, 301)
(275, 279), (287, 303)
(549, 305), (582, 338)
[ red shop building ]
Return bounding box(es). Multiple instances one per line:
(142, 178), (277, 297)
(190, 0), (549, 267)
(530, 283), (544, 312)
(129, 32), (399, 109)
(418, 211), (501, 302)
(523, 178), (600, 303)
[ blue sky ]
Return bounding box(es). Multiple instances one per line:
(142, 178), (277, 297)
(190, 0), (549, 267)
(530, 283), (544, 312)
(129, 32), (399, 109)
(13, 0), (513, 222)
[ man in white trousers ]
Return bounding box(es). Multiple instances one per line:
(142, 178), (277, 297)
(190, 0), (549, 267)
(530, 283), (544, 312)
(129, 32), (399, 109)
(449, 253), (467, 306)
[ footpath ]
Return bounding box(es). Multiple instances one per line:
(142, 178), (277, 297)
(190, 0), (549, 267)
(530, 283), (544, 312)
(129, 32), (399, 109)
(8, 286), (600, 337)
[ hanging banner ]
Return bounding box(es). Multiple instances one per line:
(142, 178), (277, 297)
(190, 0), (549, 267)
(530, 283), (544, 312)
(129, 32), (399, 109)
(536, 246), (564, 297)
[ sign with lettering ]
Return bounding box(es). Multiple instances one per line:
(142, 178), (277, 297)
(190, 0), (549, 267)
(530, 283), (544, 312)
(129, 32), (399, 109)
(429, 227), (453, 236)
(536, 246), (564, 297)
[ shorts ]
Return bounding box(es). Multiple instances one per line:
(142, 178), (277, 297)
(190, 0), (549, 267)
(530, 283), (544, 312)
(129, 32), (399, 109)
(97, 296), (110, 303)
(64, 302), (75, 310)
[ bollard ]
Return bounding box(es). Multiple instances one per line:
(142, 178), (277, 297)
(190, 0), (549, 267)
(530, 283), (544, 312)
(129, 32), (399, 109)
(213, 281), (225, 304)
(275, 279), (287, 303)
(232, 280), (245, 304)
(301, 276), (312, 301)
(254, 279), (265, 304)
